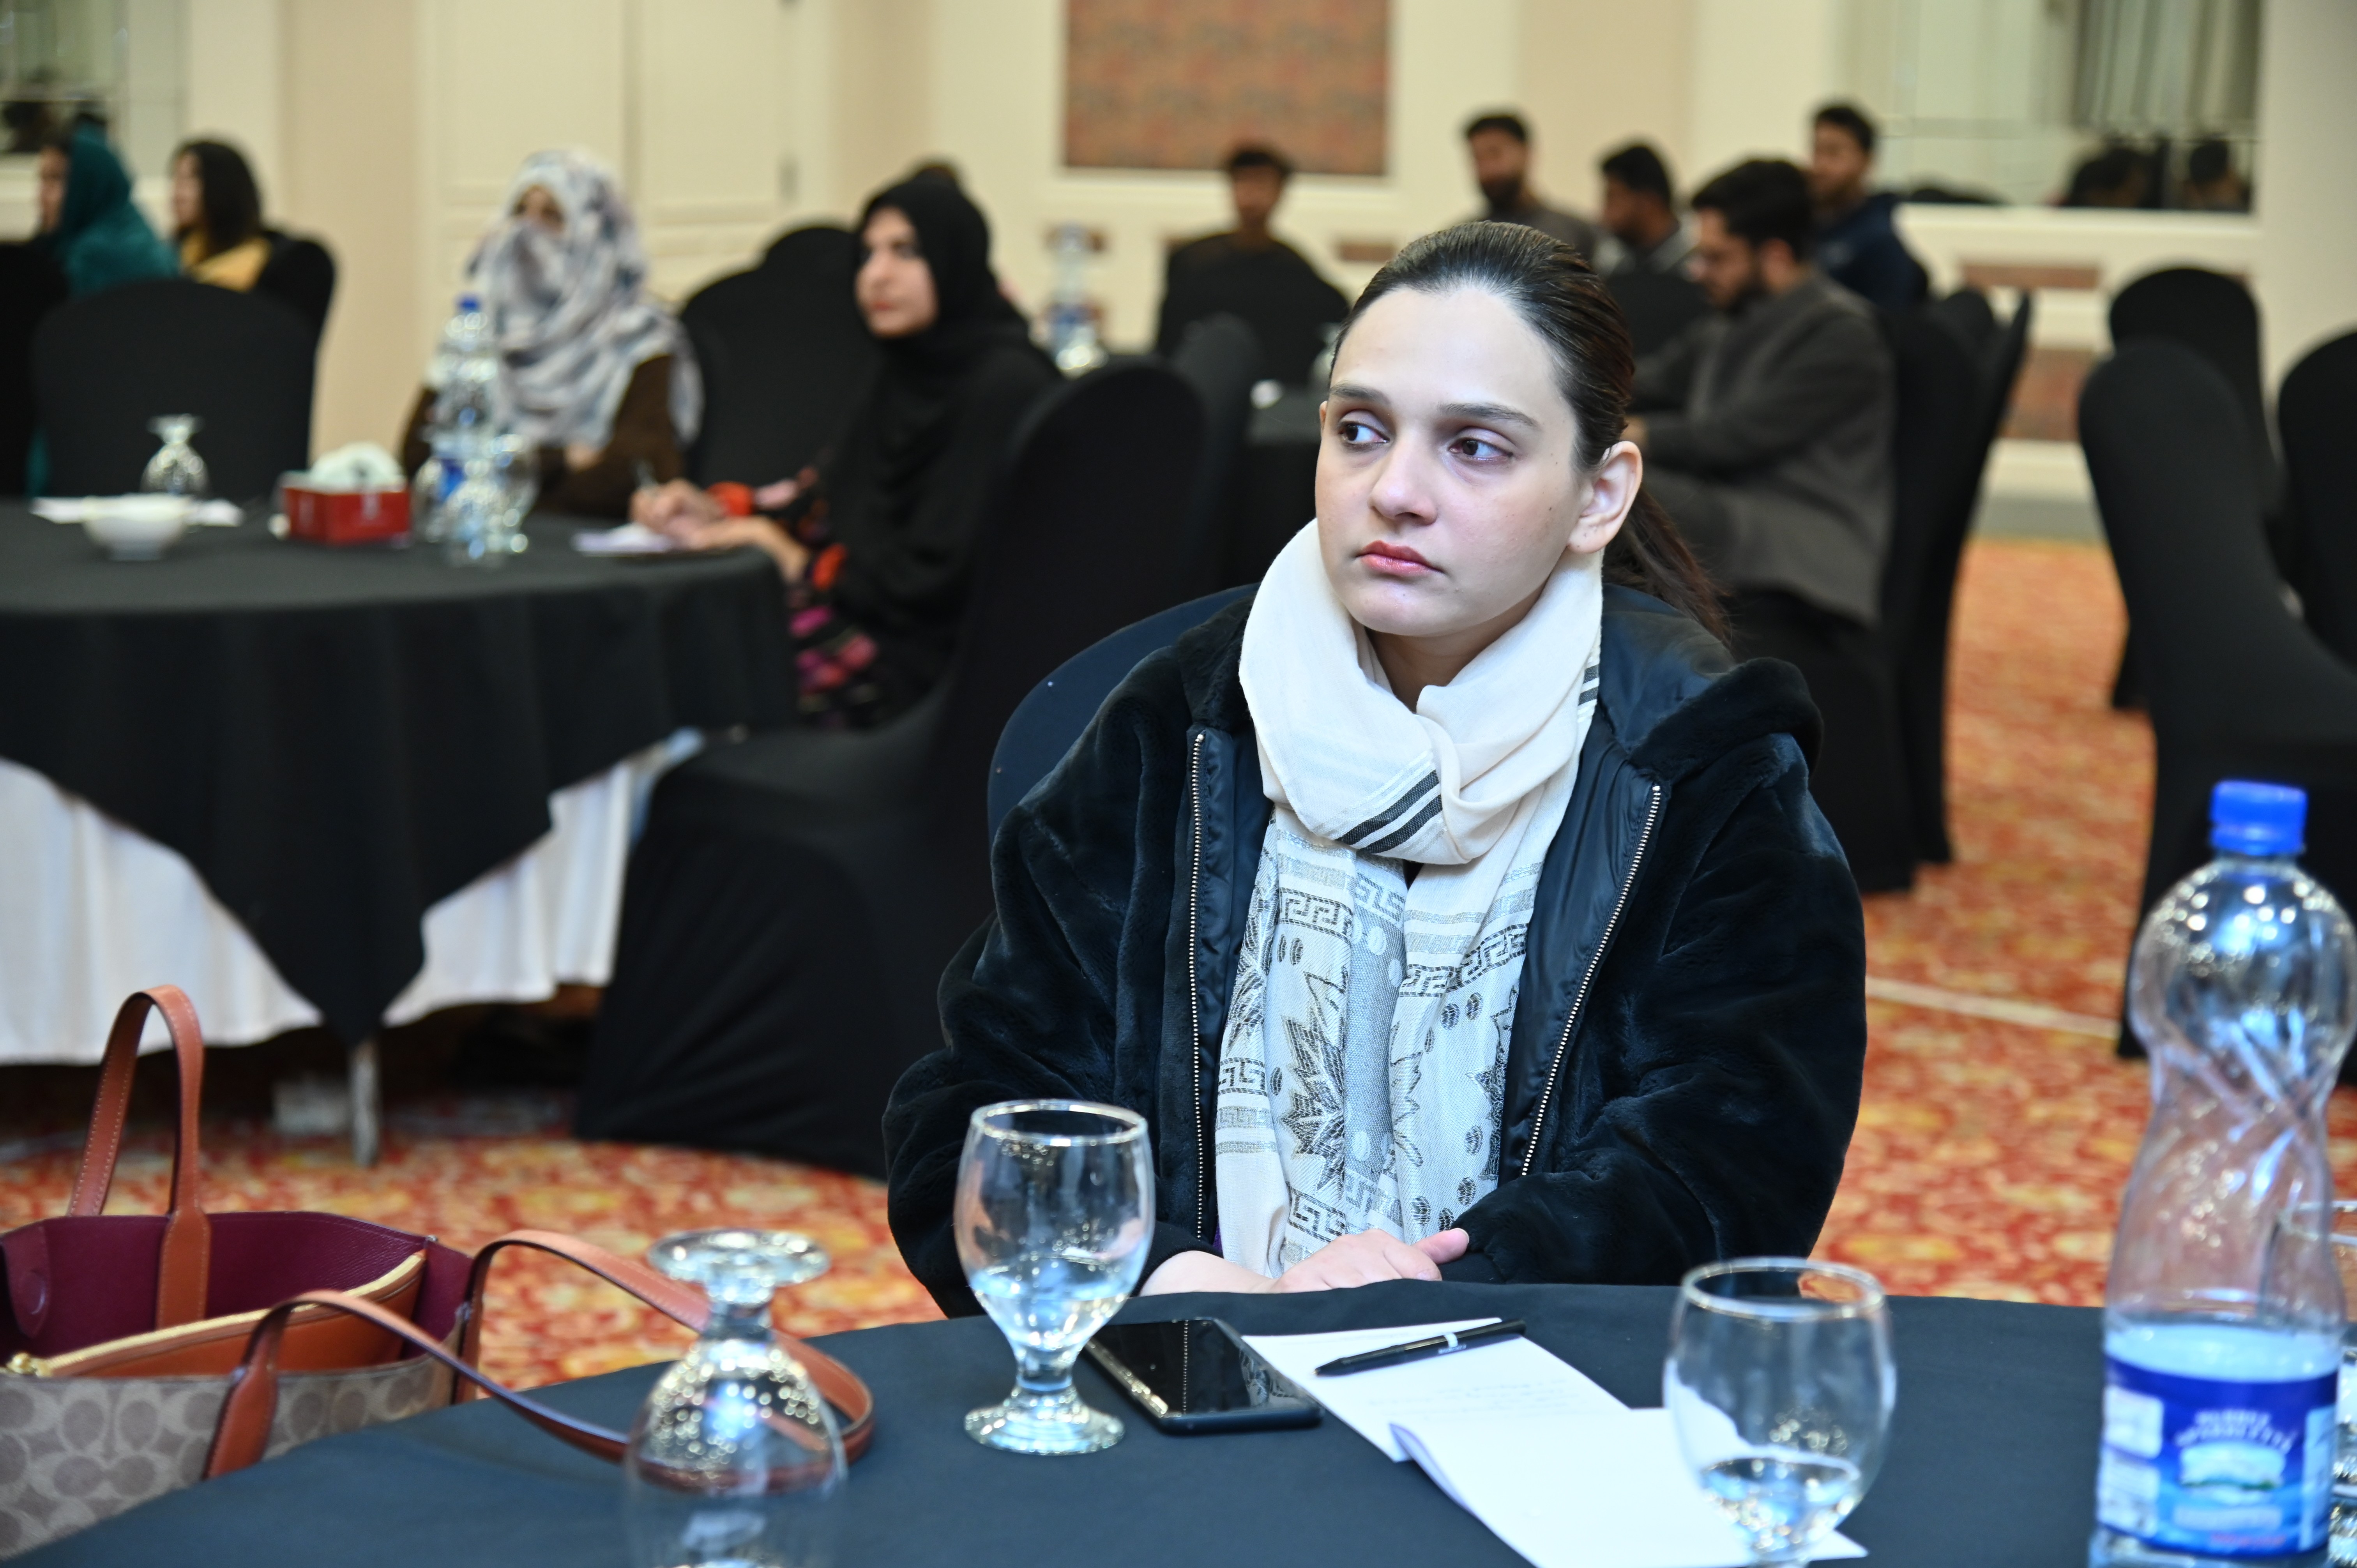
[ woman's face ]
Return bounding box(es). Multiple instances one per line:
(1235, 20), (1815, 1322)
(516, 185), (565, 234)
(36, 147), (67, 232)
(855, 207), (940, 339)
(170, 153), (202, 232)
(1315, 286), (1634, 650)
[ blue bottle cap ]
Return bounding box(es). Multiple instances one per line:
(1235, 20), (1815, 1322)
(2209, 779), (2306, 856)
(456, 293), (482, 314)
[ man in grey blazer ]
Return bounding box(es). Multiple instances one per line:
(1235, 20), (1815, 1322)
(1625, 157), (1908, 890)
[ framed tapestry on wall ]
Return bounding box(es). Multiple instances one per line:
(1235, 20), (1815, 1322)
(1063, 0), (1389, 176)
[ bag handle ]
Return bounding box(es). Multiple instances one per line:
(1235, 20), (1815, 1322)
(204, 1262), (876, 1479)
(458, 1229), (709, 1369)
(69, 987), (211, 1330)
(455, 1230), (871, 1459)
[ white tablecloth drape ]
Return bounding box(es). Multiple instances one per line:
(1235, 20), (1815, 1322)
(0, 733), (700, 1063)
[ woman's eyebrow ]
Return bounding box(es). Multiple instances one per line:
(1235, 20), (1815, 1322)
(1438, 400), (1540, 432)
(1325, 382), (1389, 406)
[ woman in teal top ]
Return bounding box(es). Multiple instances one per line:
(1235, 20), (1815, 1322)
(35, 126), (177, 297)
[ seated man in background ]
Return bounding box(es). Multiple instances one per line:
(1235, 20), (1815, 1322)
(2179, 138), (2249, 212)
(1807, 102), (1926, 312)
(1596, 141), (1695, 277)
(1462, 110), (1602, 261)
(1156, 145), (1348, 387)
(1628, 159), (1906, 889)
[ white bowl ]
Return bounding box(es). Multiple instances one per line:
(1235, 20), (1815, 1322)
(83, 494), (194, 560)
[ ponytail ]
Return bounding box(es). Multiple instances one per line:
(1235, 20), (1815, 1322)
(1607, 489), (1726, 644)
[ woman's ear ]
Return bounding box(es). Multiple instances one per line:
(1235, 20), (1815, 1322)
(1569, 440), (1641, 556)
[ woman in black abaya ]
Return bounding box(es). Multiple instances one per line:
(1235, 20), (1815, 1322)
(636, 178), (1058, 728)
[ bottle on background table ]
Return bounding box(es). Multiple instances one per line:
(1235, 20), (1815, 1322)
(413, 293), (502, 543)
(2094, 782), (2357, 1568)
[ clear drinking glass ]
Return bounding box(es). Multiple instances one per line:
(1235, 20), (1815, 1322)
(1666, 1259), (1896, 1564)
(440, 453), (509, 566)
(2274, 1202), (2357, 1563)
(141, 415), (210, 498)
(622, 1229), (845, 1568)
(954, 1100), (1152, 1454)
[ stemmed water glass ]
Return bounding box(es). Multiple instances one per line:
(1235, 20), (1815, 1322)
(141, 415), (209, 498)
(954, 1100), (1152, 1454)
(1666, 1259), (1895, 1564)
(622, 1229), (845, 1568)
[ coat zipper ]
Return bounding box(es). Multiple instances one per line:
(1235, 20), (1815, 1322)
(1187, 731), (1209, 1239)
(1520, 782), (1662, 1179)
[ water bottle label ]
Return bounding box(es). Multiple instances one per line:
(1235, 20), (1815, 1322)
(2099, 1355), (2335, 1556)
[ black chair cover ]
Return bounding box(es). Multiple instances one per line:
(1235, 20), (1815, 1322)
(988, 586), (1254, 837)
(2080, 341), (2357, 1050)
(32, 279), (314, 501)
(1928, 287), (1998, 360)
(255, 233), (337, 342)
(0, 242), (68, 496)
(2106, 267), (2286, 710)
(681, 226), (880, 487)
(1882, 294), (2032, 864)
(1607, 269), (1711, 359)
(577, 362), (1208, 1174)
(2277, 330), (2357, 669)
(1167, 313), (1260, 597)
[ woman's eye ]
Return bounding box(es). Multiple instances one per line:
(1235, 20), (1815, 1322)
(1451, 435), (1506, 461)
(1336, 417), (1385, 446)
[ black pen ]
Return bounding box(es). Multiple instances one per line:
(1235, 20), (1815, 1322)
(1314, 1319), (1529, 1377)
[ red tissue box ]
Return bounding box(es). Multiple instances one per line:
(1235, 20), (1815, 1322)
(282, 484), (410, 546)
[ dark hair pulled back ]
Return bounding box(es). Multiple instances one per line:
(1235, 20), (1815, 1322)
(1333, 221), (1725, 641)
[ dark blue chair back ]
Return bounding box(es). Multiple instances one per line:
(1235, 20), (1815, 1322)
(988, 586), (1251, 837)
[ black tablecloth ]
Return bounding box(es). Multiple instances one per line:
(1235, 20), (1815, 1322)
(23, 1282), (2104, 1565)
(0, 507), (793, 1043)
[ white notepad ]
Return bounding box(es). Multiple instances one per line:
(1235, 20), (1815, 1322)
(1241, 1320), (1624, 1461)
(1242, 1321), (1866, 1568)
(1393, 1408), (1865, 1568)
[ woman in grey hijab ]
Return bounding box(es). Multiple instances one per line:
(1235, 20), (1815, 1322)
(401, 148), (700, 516)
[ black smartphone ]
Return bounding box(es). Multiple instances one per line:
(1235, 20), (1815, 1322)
(1085, 1318), (1323, 1434)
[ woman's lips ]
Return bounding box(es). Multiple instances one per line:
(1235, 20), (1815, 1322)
(1360, 541), (1435, 577)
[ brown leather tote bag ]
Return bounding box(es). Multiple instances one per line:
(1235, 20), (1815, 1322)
(0, 991), (877, 1557)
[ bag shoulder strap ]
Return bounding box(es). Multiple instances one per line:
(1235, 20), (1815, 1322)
(456, 1229), (871, 1459)
(205, 1264), (877, 1479)
(204, 1291), (631, 1477)
(69, 987), (211, 1330)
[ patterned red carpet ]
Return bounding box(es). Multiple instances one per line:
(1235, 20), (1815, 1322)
(7, 536), (2350, 1384)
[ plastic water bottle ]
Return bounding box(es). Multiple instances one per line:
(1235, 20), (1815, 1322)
(413, 295), (500, 542)
(1041, 223), (1105, 376)
(2094, 782), (2357, 1568)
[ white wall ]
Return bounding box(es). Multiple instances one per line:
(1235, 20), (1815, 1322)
(2253, 0), (2357, 384)
(1685, 0), (1832, 176)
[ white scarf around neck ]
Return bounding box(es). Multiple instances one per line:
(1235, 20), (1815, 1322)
(1216, 523), (1604, 1277)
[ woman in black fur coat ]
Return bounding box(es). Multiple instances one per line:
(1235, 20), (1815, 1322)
(885, 222), (1865, 1311)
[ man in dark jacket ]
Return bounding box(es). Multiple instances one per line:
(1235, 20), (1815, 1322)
(1631, 159), (1893, 634)
(1156, 145), (1349, 388)
(1463, 111), (1604, 262)
(882, 589), (1865, 1312)
(1808, 103), (1926, 312)
(1627, 158), (1906, 891)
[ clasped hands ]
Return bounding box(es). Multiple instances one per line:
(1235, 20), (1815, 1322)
(630, 479), (809, 581)
(1140, 1227), (1470, 1296)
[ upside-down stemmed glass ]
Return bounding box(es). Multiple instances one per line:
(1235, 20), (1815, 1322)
(954, 1100), (1152, 1454)
(141, 415), (209, 498)
(622, 1229), (845, 1568)
(1665, 1258), (1896, 1564)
